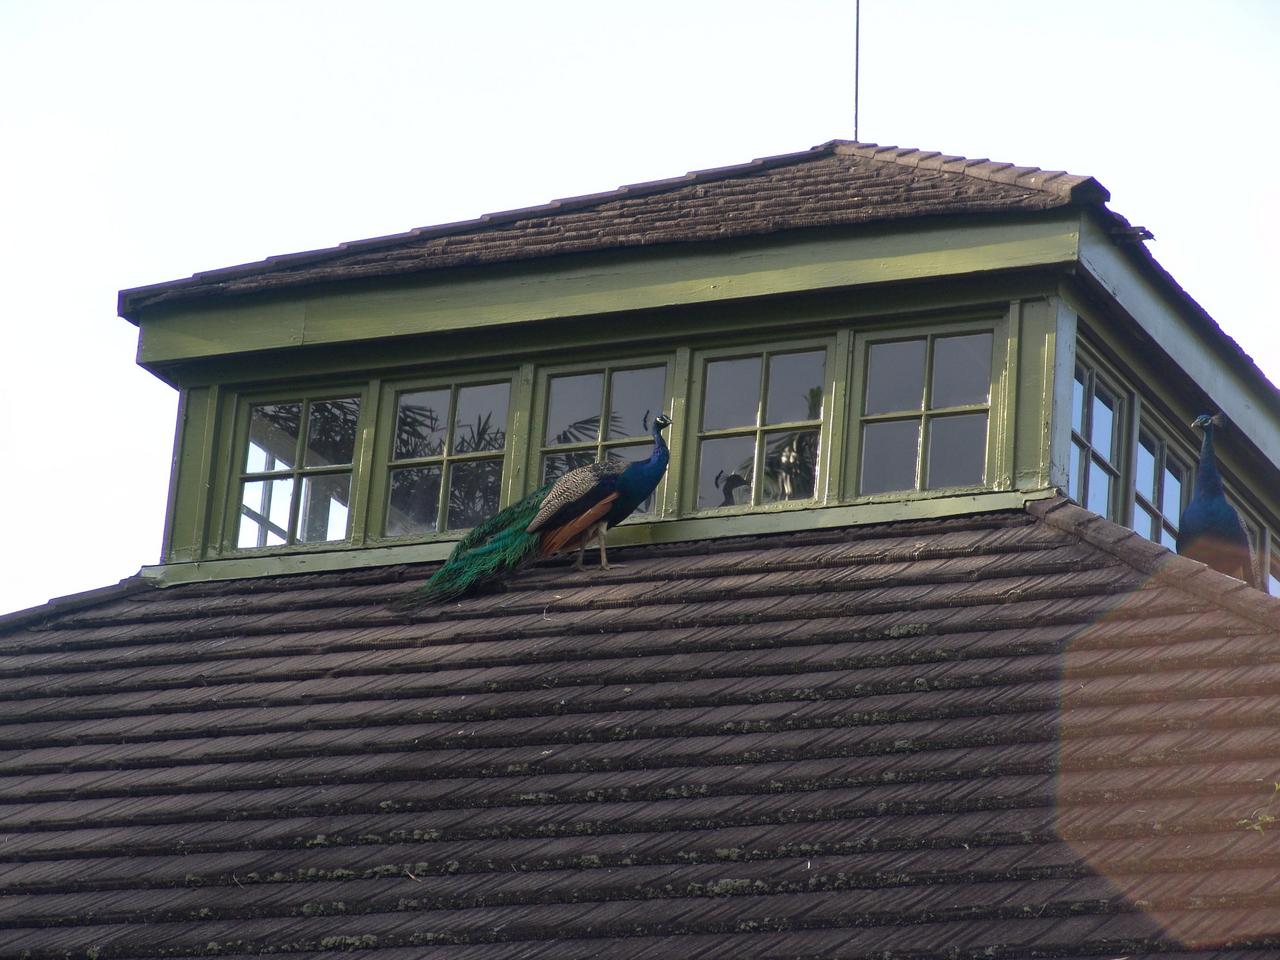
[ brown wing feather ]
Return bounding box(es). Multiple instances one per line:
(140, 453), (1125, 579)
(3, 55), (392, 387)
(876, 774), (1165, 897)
(538, 493), (618, 558)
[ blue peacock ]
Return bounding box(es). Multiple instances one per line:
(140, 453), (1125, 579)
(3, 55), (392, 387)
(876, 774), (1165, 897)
(411, 413), (672, 602)
(1176, 413), (1257, 587)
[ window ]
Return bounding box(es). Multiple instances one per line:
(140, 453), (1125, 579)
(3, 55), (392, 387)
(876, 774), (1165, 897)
(1132, 426), (1189, 549)
(694, 349), (826, 509)
(539, 364), (668, 515)
(237, 395), (361, 548)
(1067, 363), (1123, 520)
(384, 380), (510, 536)
(1269, 540), (1280, 596)
(857, 332), (993, 495)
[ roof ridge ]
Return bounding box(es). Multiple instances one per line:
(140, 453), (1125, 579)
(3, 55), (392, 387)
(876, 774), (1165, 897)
(1026, 497), (1280, 629)
(824, 140), (1109, 203)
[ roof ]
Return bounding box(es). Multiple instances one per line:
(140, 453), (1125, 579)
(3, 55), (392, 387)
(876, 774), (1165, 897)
(117, 141), (1108, 318)
(3, 497), (1280, 958)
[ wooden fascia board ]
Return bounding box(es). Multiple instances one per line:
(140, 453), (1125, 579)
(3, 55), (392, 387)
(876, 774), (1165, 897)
(1076, 214), (1280, 473)
(135, 217), (1082, 369)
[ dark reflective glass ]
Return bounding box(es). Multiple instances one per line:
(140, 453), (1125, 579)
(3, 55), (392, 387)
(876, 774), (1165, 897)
(543, 450), (596, 484)
(607, 444), (655, 515)
(453, 382), (509, 454)
(766, 352), (825, 424)
(860, 419), (919, 494)
(1072, 367), (1086, 435)
(931, 333), (992, 408)
(1087, 458), (1112, 517)
(237, 477), (293, 548)
(1162, 460), (1184, 522)
(298, 474), (351, 542)
(698, 435), (755, 508)
(865, 340), (925, 415)
(393, 389), (449, 460)
(386, 464), (441, 537)
(702, 356), (761, 431)
(608, 367), (666, 439)
(762, 430), (818, 502)
(1092, 388), (1116, 462)
(446, 459), (503, 530)
(247, 402), (301, 472)
(304, 398), (360, 467)
(546, 373), (604, 445)
(1136, 432), (1157, 502)
(926, 413), (987, 489)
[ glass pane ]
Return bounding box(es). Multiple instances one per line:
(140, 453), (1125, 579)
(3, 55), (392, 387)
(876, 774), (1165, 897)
(543, 450), (596, 484)
(1135, 432), (1157, 502)
(766, 352), (825, 424)
(1068, 440), (1083, 499)
(247, 402), (301, 472)
(761, 429), (819, 502)
(546, 373), (604, 445)
(1161, 460), (1184, 523)
(1269, 549), (1280, 596)
(930, 333), (992, 408)
(1160, 526), (1177, 551)
(386, 464), (442, 537)
(393, 389), (449, 460)
(298, 474), (351, 543)
(860, 419), (920, 495)
(238, 477), (293, 548)
(1091, 387), (1117, 463)
(698, 435), (756, 508)
(1134, 505), (1160, 541)
(1072, 367), (1086, 435)
(446, 459), (503, 531)
(1087, 458), (1112, 517)
(453, 382), (509, 454)
(865, 339), (926, 415)
(925, 413), (987, 489)
(608, 367), (666, 439)
(703, 356), (761, 431)
(607, 444), (656, 515)
(304, 397), (360, 467)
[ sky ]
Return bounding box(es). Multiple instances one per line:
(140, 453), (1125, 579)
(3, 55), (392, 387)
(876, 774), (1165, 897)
(1, 0), (1277, 614)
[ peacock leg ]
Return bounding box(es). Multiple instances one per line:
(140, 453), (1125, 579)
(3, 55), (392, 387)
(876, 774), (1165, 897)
(573, 537), (588, 572)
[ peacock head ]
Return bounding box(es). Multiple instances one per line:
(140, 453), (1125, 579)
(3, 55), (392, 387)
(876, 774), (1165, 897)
(1190, 413), (1224, 431)
(653, 413), (672, 432)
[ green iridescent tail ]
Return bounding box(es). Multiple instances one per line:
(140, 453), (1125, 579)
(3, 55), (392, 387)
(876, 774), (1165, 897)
(409, 482), (554, 604)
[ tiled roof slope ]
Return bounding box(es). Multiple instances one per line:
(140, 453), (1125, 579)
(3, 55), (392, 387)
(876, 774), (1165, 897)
(117, 141), (1108, 316)
(3, 498), (1280, 959)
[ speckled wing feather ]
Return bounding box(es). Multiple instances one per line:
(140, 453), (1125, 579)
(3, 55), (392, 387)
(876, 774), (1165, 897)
(538, 493), (619, 558)
(526, 460), (626, 533)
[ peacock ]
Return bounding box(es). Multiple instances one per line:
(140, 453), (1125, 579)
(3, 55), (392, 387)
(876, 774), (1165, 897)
(409, 412), (672, 602)
(1176, 413), (1258, 587)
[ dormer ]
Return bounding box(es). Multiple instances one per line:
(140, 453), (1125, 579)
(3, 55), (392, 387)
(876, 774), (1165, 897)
(117, 141), (1280, 590)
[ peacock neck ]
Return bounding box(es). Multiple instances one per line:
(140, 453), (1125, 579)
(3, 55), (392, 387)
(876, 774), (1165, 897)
(1195, 425), (1224, 497)
(647, 423), (670, 468)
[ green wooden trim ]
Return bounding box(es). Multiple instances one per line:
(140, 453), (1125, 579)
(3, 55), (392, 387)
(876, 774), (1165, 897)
(140, 487), (1063, 588)
(136, 218), (1082, 366)
(662, 347), (692, 520)
(504, 363), (536, 505)
(163, 385), (221, 563)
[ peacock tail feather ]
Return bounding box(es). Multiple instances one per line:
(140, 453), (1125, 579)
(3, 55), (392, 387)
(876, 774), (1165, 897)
(407, 481), (555, 605)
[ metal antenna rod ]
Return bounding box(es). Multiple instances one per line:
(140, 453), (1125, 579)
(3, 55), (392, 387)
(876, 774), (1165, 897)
(853, 0), (860, 141)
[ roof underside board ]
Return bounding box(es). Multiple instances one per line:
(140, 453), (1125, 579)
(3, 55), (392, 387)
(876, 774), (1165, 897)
(3, 500), (1279, 958)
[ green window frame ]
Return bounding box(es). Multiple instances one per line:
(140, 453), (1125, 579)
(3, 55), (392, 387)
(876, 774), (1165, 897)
(1067, 361), (1125, 520)
(1131, 421), (1190, 549)
(847, 322), (1007, 499)
(228, 388), (369, 551)
(531, 357), (675, 519)
(685, 340), (836, 513)
(370, 374), (517, 540)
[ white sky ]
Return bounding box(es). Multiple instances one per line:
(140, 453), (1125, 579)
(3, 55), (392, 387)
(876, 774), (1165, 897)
(1, 0), (1276, 614)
